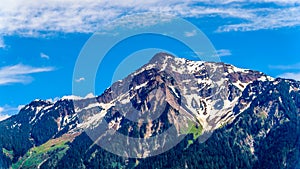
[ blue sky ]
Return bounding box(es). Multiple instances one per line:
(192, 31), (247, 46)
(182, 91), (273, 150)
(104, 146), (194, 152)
(0, 0), (300, 120)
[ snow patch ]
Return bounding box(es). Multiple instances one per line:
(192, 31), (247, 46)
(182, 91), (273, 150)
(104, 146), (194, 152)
(61, 95), (83, 100)
(78, 102), (114, 129)
(134, 82), (148, 90)
(29, 106), (44, 124)
(168, 86), (180, 98)
(85, 93), (95, 99)
(232, 66), (247, 72)
(232, 81), (249, 91)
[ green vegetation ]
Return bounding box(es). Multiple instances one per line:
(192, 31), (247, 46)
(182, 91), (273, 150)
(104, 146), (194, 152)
(187, 140), (194, 146)
(12, 153), (30, 169)
(188, 123), (203, 140)
(182, 120), (203, 147)
(2, 148), (14, 160)
(1, 80), (299, 169)
(111, 162), (123, 169)
(12, 138), (69, 169)
(219, 122), (229, 128)
(32, 139), (68, 154)
(182, 120), (203, 140)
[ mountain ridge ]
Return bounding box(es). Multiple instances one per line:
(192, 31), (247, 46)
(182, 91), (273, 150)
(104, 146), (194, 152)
(0, 53), (299, 169)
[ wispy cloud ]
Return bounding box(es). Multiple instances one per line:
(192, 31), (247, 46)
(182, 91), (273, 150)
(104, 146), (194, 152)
(0, 114), (10, 121)
(75, 77), (85, 83)
(278, 72), (300, 81)
(269, 63), (300, 70)
(215, 49), (232, 57)
(0, 64), (54, 85)
(40, 53), (50, 59)
(0, 38), (5, 48)
(0, 105), (23, 121)
(217, 7), (300, 32)
(18, 105), (25, 110)
(184, 30), (197, 37)
(0, 0), (299, 36)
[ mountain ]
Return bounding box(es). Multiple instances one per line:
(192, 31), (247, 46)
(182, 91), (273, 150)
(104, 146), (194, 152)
(0, 53), (299, 169)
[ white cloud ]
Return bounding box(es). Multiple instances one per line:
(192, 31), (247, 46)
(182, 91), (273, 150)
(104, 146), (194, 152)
(0, 0), (299, 36)
(184, 30), (197, 37)
(215, 49), (232, 57)
(217, 6), (300, 32)
(278, 72), (300, 81)
(0, 114), (10, 121)
(0, 106), (10, 122)
(0, 64), (54, 85)
(18, 105), (25, 110)
(0, 105), (22, 121)
(252, 0), (300, 5)
(0, 38), (5, 48)
(75, 77), (85, 83)
(269, 63), (300, 70)
(40, 53), (50, 59)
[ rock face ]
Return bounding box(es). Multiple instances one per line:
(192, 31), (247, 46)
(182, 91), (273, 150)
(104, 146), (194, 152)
(0, 53), (299, 169)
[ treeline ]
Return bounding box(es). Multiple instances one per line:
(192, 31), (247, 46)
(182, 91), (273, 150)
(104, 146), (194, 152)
(40, 80), (299, 169)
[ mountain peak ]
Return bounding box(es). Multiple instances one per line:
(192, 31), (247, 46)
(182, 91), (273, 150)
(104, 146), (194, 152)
(29, 99), (52, 107)
(149, 52), (175, 64)
(0, 53), (299, 168)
